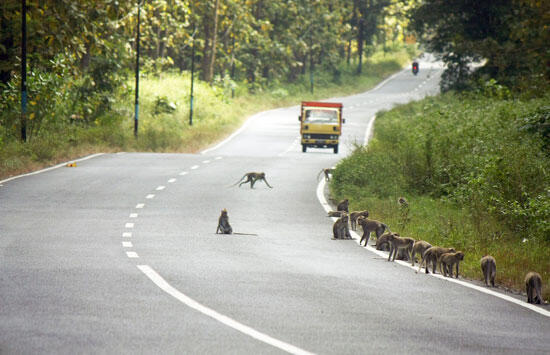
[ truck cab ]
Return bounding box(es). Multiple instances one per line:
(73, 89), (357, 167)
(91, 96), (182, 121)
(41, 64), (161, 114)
(298, 101), (344, 154)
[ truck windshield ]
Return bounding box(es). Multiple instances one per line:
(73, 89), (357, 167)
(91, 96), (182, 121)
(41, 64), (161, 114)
(304, 109), (338, 124)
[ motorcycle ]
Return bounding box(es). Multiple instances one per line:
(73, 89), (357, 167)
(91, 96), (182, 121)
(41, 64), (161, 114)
(412, 61), (419, 75)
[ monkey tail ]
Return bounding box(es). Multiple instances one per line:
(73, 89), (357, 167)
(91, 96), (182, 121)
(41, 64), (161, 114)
(316, 169), (324, 181)
(230, 174), (246, 187)
(383, 223), (391, 233)
(232, 232), (258, 236)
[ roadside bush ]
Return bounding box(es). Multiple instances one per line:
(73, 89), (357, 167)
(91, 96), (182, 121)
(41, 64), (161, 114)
(331, 90), (550, 297)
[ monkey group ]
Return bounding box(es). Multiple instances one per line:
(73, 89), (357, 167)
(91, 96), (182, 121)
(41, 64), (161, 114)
(331, 197), (547, 305)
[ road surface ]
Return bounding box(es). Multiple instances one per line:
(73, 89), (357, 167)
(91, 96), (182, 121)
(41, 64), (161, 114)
(1, 55), (549, 354)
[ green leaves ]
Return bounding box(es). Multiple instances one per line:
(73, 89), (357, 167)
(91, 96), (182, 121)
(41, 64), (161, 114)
(411, 0), (549, 93)
(334, 92), (550, 243)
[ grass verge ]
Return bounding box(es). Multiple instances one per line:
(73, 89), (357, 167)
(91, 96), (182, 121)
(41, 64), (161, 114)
(330, 92), (550, 301)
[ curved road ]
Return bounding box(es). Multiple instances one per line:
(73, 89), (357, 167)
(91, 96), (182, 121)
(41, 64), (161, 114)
(1, 56), (549, 354)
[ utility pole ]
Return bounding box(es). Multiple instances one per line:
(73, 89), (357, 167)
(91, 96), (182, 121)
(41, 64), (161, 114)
(189, 25), (195, 126)
(230, 36), (235, 98)
(21, 0), (27, 141)
(134, 0), (142, 137)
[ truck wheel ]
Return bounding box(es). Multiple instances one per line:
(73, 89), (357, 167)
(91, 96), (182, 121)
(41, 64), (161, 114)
(302, 144), (307, 153)
(333, 145), (338, 154)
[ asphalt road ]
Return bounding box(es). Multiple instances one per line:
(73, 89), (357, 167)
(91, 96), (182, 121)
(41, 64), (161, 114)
(1, 55), (549, 354)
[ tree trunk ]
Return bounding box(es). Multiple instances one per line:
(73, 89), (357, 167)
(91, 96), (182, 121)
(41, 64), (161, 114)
(202, 0), (220, 83)
(357, 18), (364, 74)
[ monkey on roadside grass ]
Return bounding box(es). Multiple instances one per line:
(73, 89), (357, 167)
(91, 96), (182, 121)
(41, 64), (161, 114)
(397, 197), (409, 208)
(439, 251), (465, 278)
(525, 271), (543, 304)
(232, 172), (273, 189)
(337, 199), (349, 213)
(357, 216), (391, 247)
(332, 213), (352, 240)
(216, 209), (233, 234)
(349, 210), (369, 231)
(417, 246), (456, 274)
(317, 168), (334, 181)
(480, 255), (496, 287)
(387, 234), (415, 262)
(411, 240), (432, 267)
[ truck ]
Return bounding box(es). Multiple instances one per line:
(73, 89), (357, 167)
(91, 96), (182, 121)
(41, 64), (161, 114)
(298, 101), (344, 154)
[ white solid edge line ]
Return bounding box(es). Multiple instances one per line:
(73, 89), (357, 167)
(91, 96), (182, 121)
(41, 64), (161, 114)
(0, 153), (105, 184)
(137, 265), (315, 355)
(316, 107), (550, 318)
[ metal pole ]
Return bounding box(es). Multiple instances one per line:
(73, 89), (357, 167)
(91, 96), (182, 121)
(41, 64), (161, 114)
(230, 36), (235, 98)
(21, 0), (27, 141)
(189, 27), (195, 126)
(134, 0), (141, 137)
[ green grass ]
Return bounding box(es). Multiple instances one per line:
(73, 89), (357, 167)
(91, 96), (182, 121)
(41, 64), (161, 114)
(330, 91), (550, 301)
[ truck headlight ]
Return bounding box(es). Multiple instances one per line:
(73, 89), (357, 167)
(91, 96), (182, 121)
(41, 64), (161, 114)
(303, 134), (311, 139)
(330, 135), (338, 140)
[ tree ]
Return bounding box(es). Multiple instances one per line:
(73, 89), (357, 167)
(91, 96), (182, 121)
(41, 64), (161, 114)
(411, 0), (549, 91)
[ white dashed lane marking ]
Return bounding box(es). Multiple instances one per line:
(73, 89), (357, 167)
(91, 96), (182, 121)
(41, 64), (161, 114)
(118, 156), (317, 353)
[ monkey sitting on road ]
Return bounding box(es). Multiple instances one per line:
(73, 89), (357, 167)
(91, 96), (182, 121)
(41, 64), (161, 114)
(216, 209), (233, 234)
(336, 198), (349, 213)
(417, 246), (456, 274)
(387, 234), (415, 262)
(317, 168), (334, 181)
(411, 240), (432, 267)
(480, 255), (496, 287)
(349, 210), (369, 231)
(332, 213), (352, 240)
(525, 271), (543, 304)
(439, 251), (465, 278)
(232, 172), (273, 189)
(357, 216), (391, 247)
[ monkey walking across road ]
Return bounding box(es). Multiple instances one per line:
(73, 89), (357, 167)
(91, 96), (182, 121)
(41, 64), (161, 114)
(231, 172), (273, 189)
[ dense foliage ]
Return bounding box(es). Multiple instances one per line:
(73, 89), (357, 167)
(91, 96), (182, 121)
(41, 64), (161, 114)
(332, 92), (550, 242)
(411, 0), (550, 93)
(330, 92), (550, 297)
